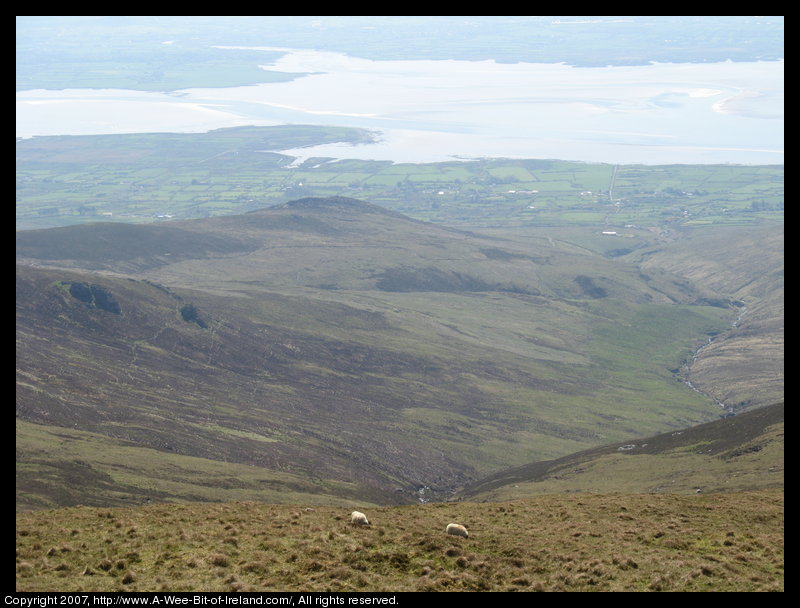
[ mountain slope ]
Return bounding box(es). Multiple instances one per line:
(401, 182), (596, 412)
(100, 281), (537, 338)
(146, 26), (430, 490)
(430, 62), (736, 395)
(625, 224), (784, 410)
(17, 197), (720, 302)
(459, 402), (784, 501)
(17, 198), (748, 509)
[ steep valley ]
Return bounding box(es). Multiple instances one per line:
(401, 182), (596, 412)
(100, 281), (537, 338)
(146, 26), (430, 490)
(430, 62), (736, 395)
(16, 197), (782, 510)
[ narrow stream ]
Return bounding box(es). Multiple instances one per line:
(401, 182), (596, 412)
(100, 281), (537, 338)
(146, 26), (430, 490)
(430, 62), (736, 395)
(679, 302), (748, 416)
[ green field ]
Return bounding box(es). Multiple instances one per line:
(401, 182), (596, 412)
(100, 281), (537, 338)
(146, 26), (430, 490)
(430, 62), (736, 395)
(16, 127), (783, 231)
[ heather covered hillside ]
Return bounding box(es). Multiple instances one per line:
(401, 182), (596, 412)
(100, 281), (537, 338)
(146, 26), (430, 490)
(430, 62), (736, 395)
(18, 197), (764, 510)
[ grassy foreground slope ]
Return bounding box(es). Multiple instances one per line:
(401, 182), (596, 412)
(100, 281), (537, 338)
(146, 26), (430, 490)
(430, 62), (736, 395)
(15, 490), (783, 592)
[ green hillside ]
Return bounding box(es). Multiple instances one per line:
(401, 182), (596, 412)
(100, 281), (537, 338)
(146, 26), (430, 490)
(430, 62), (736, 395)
(460, 402), (783, 501)
(17, 198), (752, 510)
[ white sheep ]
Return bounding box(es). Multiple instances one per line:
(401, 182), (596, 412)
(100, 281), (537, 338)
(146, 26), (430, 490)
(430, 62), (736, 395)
(446, 523), (469, 537)
(350, 511), (370, 525)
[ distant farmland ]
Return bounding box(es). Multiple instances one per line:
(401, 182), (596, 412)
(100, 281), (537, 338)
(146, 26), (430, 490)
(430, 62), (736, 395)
(16, 126), (783, 231)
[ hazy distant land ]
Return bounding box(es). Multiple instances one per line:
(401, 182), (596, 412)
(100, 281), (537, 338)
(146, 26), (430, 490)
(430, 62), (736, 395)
(17, 16), (783, 166)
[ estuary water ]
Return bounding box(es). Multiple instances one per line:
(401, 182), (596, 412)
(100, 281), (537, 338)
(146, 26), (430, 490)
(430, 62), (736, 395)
(15, 48), (784, 165)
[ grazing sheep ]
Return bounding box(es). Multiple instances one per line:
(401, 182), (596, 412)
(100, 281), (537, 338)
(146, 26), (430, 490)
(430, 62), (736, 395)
(350, 511), (370, 525)
(446, 523), (469, 537)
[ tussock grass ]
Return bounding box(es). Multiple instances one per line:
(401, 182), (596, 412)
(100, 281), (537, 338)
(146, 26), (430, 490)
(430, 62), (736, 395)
(16, 491), (782, 592)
